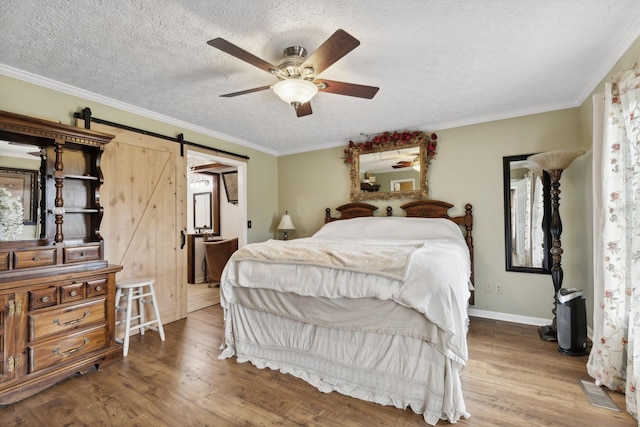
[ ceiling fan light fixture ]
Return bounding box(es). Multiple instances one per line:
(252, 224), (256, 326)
(273, 79), (318, 106)
(210, 30), (378, 116)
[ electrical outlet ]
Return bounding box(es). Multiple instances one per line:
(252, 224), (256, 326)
(495, 284), (503, 294)
(247, 220), (252, 228)
(484, 283), (492, 293)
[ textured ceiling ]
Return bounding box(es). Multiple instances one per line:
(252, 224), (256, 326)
(1, 1), (640, 156)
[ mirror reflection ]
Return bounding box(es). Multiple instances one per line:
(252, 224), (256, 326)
(503, 154), (551, 273)
(0, 140), (45, 241)
(193, 192), (212, 232)
(351, 142), (427, 201)
(359, 147), (420, 193)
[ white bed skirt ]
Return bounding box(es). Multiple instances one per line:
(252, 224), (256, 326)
(219, 304), (469, 425)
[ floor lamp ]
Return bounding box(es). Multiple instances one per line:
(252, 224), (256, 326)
(527, 150), (585, 341)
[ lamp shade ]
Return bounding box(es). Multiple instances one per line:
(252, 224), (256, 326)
(273, 79), (318, 105)
(522, 160), (543, 177)
(277, 212), (295, 231)
(527, 150), (585, 172)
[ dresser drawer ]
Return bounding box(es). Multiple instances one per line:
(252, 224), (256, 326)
(29, 325), (108, 372)
(60, 282), (86, 304)
(29, 299), (106, 341)
(29, 287), (58, 310)
(86, 278), (108, 298)
(64, 245), (101, 264)
(0, 251), (9, 271)
(13, 248), (57, 269)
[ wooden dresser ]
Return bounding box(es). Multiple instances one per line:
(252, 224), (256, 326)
(0, 110), (122, 405)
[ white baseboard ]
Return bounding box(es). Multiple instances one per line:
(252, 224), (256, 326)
(468, 308), (595, 341)
(468, 308), (550, 326)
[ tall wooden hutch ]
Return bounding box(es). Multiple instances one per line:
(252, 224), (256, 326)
(0, 110), (122, 404)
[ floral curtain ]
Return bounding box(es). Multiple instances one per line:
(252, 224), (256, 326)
(587, 59), (640, 419)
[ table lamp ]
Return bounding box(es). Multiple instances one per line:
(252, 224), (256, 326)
(277, 211), (296, 240)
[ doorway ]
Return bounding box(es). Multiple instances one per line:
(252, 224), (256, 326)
(186, 149), (246, 313)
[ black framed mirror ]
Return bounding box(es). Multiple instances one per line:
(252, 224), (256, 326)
(503, 154), (552, 273)
(193, 192), (212, 232)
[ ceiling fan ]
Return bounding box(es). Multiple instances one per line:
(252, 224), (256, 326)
(391, 161), (413, 169)
(207, 29), (379, 117)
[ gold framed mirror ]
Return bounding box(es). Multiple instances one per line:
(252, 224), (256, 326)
(348, 132), (433, 201)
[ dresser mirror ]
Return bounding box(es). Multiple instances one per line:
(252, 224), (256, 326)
(0, 140), (46, 242)
(350, 140), (427, 201)
(503, 154), (552, 273)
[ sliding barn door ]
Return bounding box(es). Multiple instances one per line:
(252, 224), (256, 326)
(77, 120), (187, 324)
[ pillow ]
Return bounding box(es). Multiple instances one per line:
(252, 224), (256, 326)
(312, 216), (464, 241)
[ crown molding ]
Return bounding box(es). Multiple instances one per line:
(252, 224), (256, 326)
(0, 64), (278, 157)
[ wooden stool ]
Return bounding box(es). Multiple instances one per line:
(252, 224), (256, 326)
(115, 277), (166, 356)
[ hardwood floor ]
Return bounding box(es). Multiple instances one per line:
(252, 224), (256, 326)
(187, 282), (220, 313)
(0, 307), (634, 426)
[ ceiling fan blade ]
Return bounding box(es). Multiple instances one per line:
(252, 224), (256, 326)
(392, 161), (412, 169)
(296, 102), (313, 117)
(219, 85), (272, 97)
(300, 29), (360, 76)
(315, 79), (379, 99)
(208, 38), (278, 74)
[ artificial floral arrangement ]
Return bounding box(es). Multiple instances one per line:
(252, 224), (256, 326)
(343, 130), (438, 163)
(0, 187), (24, 241)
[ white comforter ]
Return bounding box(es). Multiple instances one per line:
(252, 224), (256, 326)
(221, 236), (470, 363)
(218, 216), (472, 424)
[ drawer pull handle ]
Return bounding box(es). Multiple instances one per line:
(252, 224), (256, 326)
(95, 286), (103, 292)
(53, 310), (90, 326)
(53, 338), (89, 356)
(6, 354), (22, 373)
(41, 296), (49, 303)
(80, 251), (87, 256)
(69, 290), (78, 297)
(32, 256), (40, 261)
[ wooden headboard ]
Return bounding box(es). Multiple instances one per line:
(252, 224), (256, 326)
(325, 202), (386, 222)
(324, 200), (474, 304)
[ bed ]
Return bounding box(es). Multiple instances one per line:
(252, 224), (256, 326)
(218, 200), (474, 425)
